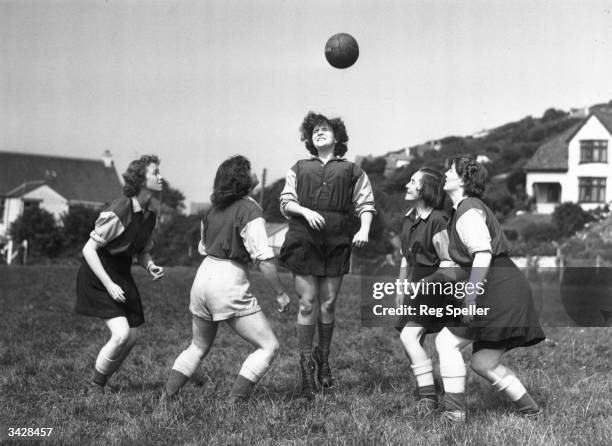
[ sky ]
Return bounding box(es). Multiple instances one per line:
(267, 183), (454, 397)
(2, 0), (612, 208)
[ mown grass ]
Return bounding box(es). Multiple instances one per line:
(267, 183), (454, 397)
(0, 265), (610, 445)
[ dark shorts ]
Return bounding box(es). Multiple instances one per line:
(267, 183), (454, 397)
(279, 212), (353, 277)
(75, 256), (145, 328)
(395, 268), (463, 333)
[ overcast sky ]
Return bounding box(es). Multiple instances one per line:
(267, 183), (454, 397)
(2, 0), (612, 206)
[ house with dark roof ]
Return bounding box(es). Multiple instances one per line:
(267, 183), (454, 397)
(0, 150), (122, 239)
(525, 111), (612, 213)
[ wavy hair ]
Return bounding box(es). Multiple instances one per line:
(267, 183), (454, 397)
(210, 155), (253, 209)
(417, 167), (445, 209)
(122, 155), (160, 197)
(299, 111), (349, 157)
(452, 155), (488, 198)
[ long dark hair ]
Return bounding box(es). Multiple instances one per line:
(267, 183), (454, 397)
(299, 111), (349, 157)
(210, 155), (252, 209)
(122, 155), (160, 197)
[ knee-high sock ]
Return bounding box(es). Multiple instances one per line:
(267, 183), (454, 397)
(411, 359), (436, 400)
(238, 349), (272, 383)
(230, 350), (272, 400)
(297, 324), (315, 357)
(435, 329), (468, 395)
(317, 320), (334, 353)
(439, 358), (466, 394)
(94, 341), (124, 384)
(165, 345), (203, 396)
(172, 344), (203, 377)
(411, 359), (435, 388)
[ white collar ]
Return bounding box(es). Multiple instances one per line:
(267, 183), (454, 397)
(310, 155), (346, 162)
(131, 196), (143, 213)
(405, 206), (433, 220)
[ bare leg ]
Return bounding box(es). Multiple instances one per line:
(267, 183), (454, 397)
(226, 311), (280, 402)
(471, 348), (541, 416)
(400, 323), (437, 408)
(91, 316), (132, 388)
(165, 315), (218, 397)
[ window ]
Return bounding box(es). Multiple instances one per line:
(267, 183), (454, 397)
(0, 198), (5, 223)
(22, 200), (41, 211)
(579, 140), (608, 163)
(578, 177), (606, 203)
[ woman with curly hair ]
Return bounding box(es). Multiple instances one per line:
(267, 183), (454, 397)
(75, 155), (165, 393)
(163, 155), (289, 403)
(435, 156), (545, 422)
(279, 111), (376, 399)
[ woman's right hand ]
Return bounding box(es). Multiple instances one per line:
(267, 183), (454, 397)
(276, 291), (291, 313)
(301, 208), (325, 231)
(105, 282), (126, 303)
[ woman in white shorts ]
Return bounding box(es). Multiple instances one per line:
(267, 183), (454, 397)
(162, 155), (290, 403)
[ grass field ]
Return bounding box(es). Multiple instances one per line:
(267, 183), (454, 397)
(1, 265), (610, 445)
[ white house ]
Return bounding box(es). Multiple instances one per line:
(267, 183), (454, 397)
(0, 151), (122, 240)
(525, 111), (612, 214)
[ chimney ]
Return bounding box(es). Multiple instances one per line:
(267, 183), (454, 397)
(102, 150), (114, 168)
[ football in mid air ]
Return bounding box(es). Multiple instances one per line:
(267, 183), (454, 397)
(325, 33), (359, 69)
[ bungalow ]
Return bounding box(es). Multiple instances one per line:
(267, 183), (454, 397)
(525, 111), (612, 214)
(0, 150), (122, 239)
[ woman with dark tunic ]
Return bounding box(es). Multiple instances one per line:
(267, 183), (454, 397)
(75, 155), (165, 393)
(162, 155), (289, 403)
(279, 111), (376, 399)
(435, 156), (545, 423)
(395, 168), (464, 415)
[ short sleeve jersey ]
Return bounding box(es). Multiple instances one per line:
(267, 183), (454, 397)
(400, 208), (450, 267)
(448, 197), (510, 266)
(89, 196), (157, 257)
(202, 197), (274, 264)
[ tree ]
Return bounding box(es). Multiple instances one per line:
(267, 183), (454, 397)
(61, 206), (100, 255)
(161, 181), (186, 212)
(10, 207), (64, 258)
(542, 108), (568, 122)
(152, 214), (201, 265)
(259, 178), (286, 223)
(360, 157), (387, 175)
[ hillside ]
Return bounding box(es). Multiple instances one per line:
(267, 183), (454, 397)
(259, 101), (612, 256)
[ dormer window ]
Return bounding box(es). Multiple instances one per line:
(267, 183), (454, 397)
(579, 140), (608, 163)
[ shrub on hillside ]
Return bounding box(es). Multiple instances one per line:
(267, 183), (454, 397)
(521, 222), (559, 242)
(553, 202), (593, 237)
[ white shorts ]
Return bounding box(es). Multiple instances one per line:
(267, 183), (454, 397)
(189, 256), (261, 321)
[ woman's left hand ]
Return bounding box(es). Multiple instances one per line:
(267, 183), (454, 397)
(148, 264), (165, 280)
(352, 229), (369, 248)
